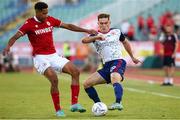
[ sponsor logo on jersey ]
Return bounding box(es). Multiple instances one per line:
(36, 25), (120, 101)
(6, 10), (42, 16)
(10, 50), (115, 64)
(35, 26), (53, 35)
(110, 66), (116, 72)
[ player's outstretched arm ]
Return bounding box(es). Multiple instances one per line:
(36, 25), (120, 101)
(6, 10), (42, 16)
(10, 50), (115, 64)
(82, 35), (105, 44)
(60, 22), (97, 34)
(2, 31), (22, 56)
(122, 38), (141, 64)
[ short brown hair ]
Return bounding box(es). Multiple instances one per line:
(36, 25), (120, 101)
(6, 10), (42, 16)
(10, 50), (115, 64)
(98, 13), (110, 20)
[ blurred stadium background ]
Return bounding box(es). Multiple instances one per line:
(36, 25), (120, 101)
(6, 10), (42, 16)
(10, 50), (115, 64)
(0, 0), (180, 72)
(0, 0), (180, 71)
(0, 0), (180, 119)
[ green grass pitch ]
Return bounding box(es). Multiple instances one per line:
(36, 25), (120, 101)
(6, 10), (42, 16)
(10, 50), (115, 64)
(0, 72), (180, 119)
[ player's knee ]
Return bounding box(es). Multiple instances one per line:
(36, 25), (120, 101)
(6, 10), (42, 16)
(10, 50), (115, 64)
(83, 81), (89, 88)
(44, 68), (56, 77)
(111, 73), (122, 84)
(47, 72), (56, 78)
(111, 77), (122, 84)
(83, 80), (93, 89)
(71, 68), (80, 77)
(51, 80), (58, 87)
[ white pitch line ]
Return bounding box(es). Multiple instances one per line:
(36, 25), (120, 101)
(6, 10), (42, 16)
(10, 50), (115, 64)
(62, 74), (180, 99)
(125, 87), (180, 99)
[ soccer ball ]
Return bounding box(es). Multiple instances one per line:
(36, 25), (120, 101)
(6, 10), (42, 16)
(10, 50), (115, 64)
(92, 102), (108, 116)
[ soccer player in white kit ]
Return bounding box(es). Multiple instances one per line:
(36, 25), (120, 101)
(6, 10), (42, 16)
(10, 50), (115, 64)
(3, 2), (97, 117)
(82, 13), (141, 110)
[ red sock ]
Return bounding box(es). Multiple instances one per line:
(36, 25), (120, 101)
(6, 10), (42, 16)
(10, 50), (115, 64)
(51, 92), (61, 112)
(71, 85), (79, 105)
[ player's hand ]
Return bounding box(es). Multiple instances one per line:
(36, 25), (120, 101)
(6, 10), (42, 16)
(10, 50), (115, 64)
(132, 57), (142, 64)
(172, 53), (176, 58)
(2, 46), (10, 56)
(87, 29), (98, 35)
(97, 35), (105, 41)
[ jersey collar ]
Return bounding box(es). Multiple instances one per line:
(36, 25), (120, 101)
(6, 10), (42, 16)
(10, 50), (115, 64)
(34, 16), (41, 23)
(98, 29), (110, 34)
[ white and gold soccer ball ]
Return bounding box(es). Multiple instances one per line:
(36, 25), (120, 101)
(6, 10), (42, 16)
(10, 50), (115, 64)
(92, 102), (108, 116)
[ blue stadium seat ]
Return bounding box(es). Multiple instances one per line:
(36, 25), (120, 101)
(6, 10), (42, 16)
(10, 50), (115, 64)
(0, 0), (117, 46)
(0, 0), (30, 26)
(49, 0), (116, 22)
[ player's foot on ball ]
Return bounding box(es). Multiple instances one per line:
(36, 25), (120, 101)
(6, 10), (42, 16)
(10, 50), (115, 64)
(70, 103), (86, 113)
(108, 102), (123, 111)
(56, 110), (66, 117)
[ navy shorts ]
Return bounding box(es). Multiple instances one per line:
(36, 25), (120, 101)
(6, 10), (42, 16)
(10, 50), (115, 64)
(163, 56), (175, 67)
(98, 59), (126, 84)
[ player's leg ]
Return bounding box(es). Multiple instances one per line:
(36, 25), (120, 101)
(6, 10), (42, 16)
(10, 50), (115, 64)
(49, 53), (84, 113)
(83, 72), (106, 103)
(62, 61), (86, 112)
(169, 66), (175, 85)
(165, 65), (175, 85)
(33, 55), (65, 117)
(162, 56), (168, 85)
(162, 66), (169, 85)
(50, 54), (80, 106)
(44, 67), (65, 116)
(44, 67), (59, 93)
(108, 72), (123, 110)
(162, 56), (174, 86)
(108, 59), (126, 111)
(168, 57), (175, 85)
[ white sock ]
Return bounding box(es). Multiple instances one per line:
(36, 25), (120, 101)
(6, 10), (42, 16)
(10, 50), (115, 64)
(164, 77), (169, 84)
(168, 78), (173, 84)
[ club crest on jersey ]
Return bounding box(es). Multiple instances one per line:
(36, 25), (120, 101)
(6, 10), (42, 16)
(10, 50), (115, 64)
(110, 31), (116, 35)
(168, 36), (171, 40)
(47, 21), (50, 26)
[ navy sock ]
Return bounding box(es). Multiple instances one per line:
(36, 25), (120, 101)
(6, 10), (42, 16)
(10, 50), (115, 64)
(85, 87), (100, 103)
(113, 83), (123, 103)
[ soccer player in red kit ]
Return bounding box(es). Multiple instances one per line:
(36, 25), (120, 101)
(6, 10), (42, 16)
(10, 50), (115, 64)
(159, 23), (178, 86)
(3, 2), (97, 117)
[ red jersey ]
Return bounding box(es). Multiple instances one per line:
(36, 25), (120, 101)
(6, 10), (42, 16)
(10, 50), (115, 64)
(163, 33), (178, 56)
(19, 16), (61, 55)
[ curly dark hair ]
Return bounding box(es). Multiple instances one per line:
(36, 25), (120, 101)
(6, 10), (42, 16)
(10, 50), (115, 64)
(34, 2), (48, 11)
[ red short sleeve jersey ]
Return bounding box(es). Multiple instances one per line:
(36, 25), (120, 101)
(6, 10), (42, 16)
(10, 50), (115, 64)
(163, 33), (178, 56)
(18, 16), (61, 55)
